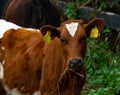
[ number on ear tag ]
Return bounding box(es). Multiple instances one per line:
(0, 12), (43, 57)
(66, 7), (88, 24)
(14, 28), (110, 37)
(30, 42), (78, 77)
(90, 26), (99, 38)
(43, 31), (51, 43)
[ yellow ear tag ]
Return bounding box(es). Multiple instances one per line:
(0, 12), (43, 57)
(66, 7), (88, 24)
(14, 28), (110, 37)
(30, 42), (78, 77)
(43, 31), (51, 43)
(90, 26), (99, 38)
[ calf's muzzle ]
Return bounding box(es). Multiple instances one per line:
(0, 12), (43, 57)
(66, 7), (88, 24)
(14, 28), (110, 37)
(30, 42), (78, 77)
(68, 58), (83, 71)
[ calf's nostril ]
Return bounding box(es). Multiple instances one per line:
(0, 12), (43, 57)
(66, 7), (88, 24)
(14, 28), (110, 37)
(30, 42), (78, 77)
(68, 58), (83, 70)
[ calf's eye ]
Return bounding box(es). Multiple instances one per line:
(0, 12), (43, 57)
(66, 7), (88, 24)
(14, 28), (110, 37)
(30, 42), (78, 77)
(79, 37), (86, 43)
(60, 38), (68, 45)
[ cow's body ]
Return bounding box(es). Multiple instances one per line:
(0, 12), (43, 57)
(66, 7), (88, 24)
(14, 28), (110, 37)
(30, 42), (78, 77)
(2, 18), (104, 95)
(3, 28), (43, 95)
(3, 0), (61, 28)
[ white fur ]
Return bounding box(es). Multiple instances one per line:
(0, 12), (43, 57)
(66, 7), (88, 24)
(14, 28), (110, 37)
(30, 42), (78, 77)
(26, 28), (40, 32)
(4, 86), (41, 95)
(8, 88), (23, 95)
(0, 19), (40, 39)
(65, 22), (78, 37)
(0, 19), (21, 38)
(1, 46), (5, 50)
(33, 91), (41, 95)
(0, 63), (3, 79)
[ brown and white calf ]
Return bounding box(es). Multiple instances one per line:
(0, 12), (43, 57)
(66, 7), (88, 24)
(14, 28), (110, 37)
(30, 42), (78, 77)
(1, 18), (104, 95)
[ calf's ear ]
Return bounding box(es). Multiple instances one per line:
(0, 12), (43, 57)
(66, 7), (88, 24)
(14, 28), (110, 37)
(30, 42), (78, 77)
(85, 18), (104, 38)
(40, 25), (60, 42)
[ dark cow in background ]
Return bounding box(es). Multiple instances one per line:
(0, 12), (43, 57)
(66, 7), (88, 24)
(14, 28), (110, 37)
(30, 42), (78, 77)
(3, 0), (61, 29)
(2, 18), (104, 95)
(0, 0), (9, 18)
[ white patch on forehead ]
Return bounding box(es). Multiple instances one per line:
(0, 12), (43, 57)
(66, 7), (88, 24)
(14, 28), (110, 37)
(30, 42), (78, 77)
(65, 22), (78, 37)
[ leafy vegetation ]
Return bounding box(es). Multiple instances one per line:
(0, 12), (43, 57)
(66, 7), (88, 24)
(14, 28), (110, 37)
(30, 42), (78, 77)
(82, 37), (120, 95)
(63, 0), (120, 20)
(64, 3), (79, 19)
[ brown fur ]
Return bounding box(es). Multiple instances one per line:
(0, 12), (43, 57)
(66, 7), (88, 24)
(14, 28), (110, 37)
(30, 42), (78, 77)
(2, 18), (104, 95)
(3, 28), (44, 94)
(3, 0), (61, 28)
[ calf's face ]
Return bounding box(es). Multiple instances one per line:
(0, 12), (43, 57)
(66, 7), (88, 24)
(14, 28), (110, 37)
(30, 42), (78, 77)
(41, 18), (104, 71)
(59, 20), (86, 71)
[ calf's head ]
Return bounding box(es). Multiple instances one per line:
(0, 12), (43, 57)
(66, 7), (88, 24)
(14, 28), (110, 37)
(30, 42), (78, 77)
(41, 18), (104, 71)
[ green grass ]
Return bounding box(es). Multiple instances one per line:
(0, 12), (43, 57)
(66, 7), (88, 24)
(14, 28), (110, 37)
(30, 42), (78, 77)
(81, 38), (120, 95)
